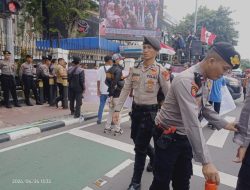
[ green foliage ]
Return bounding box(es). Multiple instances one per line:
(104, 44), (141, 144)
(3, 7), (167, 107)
(174, 6), (239, 44)
(20, 0), (98, 38)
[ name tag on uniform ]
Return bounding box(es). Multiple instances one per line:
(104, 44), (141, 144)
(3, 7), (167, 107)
(147, 74), (157, 79)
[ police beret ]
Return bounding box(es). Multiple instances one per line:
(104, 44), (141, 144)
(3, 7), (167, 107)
(143, 36), (161, 51)
(3, 50), (11, 55)
(211, 42), (240, 69)
(72, 56), (81, 64)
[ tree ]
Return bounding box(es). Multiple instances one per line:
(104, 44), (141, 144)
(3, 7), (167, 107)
(173, 6), (239, 45)
(18, 0), (98, 38)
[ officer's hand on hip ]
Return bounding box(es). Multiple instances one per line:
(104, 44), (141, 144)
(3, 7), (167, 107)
(233, 146), (247, 163)
(202, 163), (220, 185)
(112, 112), (120, 125)
(224, 122), (238, 132)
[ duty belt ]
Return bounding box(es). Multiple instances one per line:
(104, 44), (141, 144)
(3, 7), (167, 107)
(132, 103), (159, 111)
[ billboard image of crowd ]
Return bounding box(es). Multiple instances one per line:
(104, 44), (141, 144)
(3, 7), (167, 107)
(99, 0), (163, 38)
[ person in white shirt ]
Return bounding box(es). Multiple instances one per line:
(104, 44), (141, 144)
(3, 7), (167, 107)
(96, 55), (113, 124)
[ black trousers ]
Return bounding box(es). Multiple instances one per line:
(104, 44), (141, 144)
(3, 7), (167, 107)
(69, 89), (82, 117)
(0, 74), (18, 105)
(236, 145), (250, 190)
(150, 128), (193, 190)
(56, 83), (64, 103)
(209, 101), (221, 114)
(42, 77), (50, 103)
(22, 75), (39, 102)
(130, 104), (158, 184)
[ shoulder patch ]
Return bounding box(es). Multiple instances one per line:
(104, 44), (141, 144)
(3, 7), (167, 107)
(191, 82), (199, 97)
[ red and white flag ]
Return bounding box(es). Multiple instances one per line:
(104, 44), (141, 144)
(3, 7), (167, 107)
(200, 26), (217, 45)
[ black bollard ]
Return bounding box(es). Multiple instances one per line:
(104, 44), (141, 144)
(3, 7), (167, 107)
(38, 79), (44, 104)
(62, 76), (68, 109)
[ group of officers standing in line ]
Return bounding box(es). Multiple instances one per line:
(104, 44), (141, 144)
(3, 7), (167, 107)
(0, 51), (85, 119)
(108, 36), (248, 190)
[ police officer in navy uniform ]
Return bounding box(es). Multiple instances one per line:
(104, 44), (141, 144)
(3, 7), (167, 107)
(19, 55), (42, 106)
(113, 37), (170, 190)
(0, 50), (21, 108)
(68, 56), (85, 118)
(149, 42), (240, 190)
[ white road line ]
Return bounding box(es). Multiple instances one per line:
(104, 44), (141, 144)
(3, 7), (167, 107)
(105, 159), (134, 178)
(0, 113), (129, 153)
(68, 130), (134, 154)
(206, 116), (236, 148)
(68, 129), (237, 188)
(193, 164), (237, 188)
(81, 187), (94, 190)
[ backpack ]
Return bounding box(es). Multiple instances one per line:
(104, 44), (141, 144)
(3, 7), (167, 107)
(105, 66), (114, 87)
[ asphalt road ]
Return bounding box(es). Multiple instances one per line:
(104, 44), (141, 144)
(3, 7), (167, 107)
(0, 98), (245, 190)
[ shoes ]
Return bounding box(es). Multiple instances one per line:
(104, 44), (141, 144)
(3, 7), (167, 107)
(146, 162), (153, 172)
(36, 101), (43, 105)
(114, 129), (123, 136)
(70, 111), (75, 115)
(74, 115), (80, 118)
(14, 103), (21, 107)
(127, 183), (141, 190)
(5, 104), (12, 108)
(55, 100), (59, 108)
(208, 123), (216, 130)
(104, 128), (112, 133)
(97, 120), (101, 125)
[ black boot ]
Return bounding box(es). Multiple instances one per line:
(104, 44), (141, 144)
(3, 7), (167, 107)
(36, 100), (43, 105)
(127, 183), (141, 190)
(146, 162), (153, 172)
(14, 101), (21, 107)
(5, 104), (12, 108)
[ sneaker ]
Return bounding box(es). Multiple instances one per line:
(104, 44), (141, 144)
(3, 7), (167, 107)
(104, 128), (112, 133)
(127, 183), (141, 190)
(146, 162), (153, 172)
(114, 129), (123, 136)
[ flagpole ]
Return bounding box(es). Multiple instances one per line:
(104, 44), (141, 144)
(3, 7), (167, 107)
(194, 0), (198, 35)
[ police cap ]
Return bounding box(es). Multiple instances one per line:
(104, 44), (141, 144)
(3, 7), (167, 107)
(3, 50), (11, 55)
(143, 36), (161, 51)
(112, 53), (125, 61)
(72, 56), (81, 64)
(211, 42), (240, 69)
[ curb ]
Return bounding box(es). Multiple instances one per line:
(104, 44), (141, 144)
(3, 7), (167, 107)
(0, 113), (98, 144)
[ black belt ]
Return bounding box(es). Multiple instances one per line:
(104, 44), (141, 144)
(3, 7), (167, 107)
(1, 74), (14, 77)
(132, 103), (159, 111)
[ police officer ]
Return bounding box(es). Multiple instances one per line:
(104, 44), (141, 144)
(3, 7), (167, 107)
(0, 50), (21, 108)
(149, 42), (240, 190)
(233, 82), (250, 190)
(68, 56), (85, 118)
(19, 55), (42, 106)
(104, 53), (125, 135)
(112, 37), (170, 190)
(40, 55), (52, 103)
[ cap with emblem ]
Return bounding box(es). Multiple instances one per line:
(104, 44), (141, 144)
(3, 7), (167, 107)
(72, 56), (81, 64)
(3, 50), (11, 55)
(112, 53), (125, 61)
(211, 42), (240, 69)
(143, 36), (161, 51)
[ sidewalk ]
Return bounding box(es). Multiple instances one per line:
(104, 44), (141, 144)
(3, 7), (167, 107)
(0, 101), (109, 143)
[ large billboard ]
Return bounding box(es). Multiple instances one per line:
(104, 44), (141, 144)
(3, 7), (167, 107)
(99, 0), (163, 39)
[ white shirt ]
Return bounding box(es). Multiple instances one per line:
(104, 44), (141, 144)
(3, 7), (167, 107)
(97, 65), (111, 94)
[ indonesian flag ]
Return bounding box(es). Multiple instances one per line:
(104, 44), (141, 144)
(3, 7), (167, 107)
(200, 26), (217, 45)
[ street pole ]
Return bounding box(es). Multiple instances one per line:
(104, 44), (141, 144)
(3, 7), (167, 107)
(5, 16), (14, 60)
(194, 0), (198, 35)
